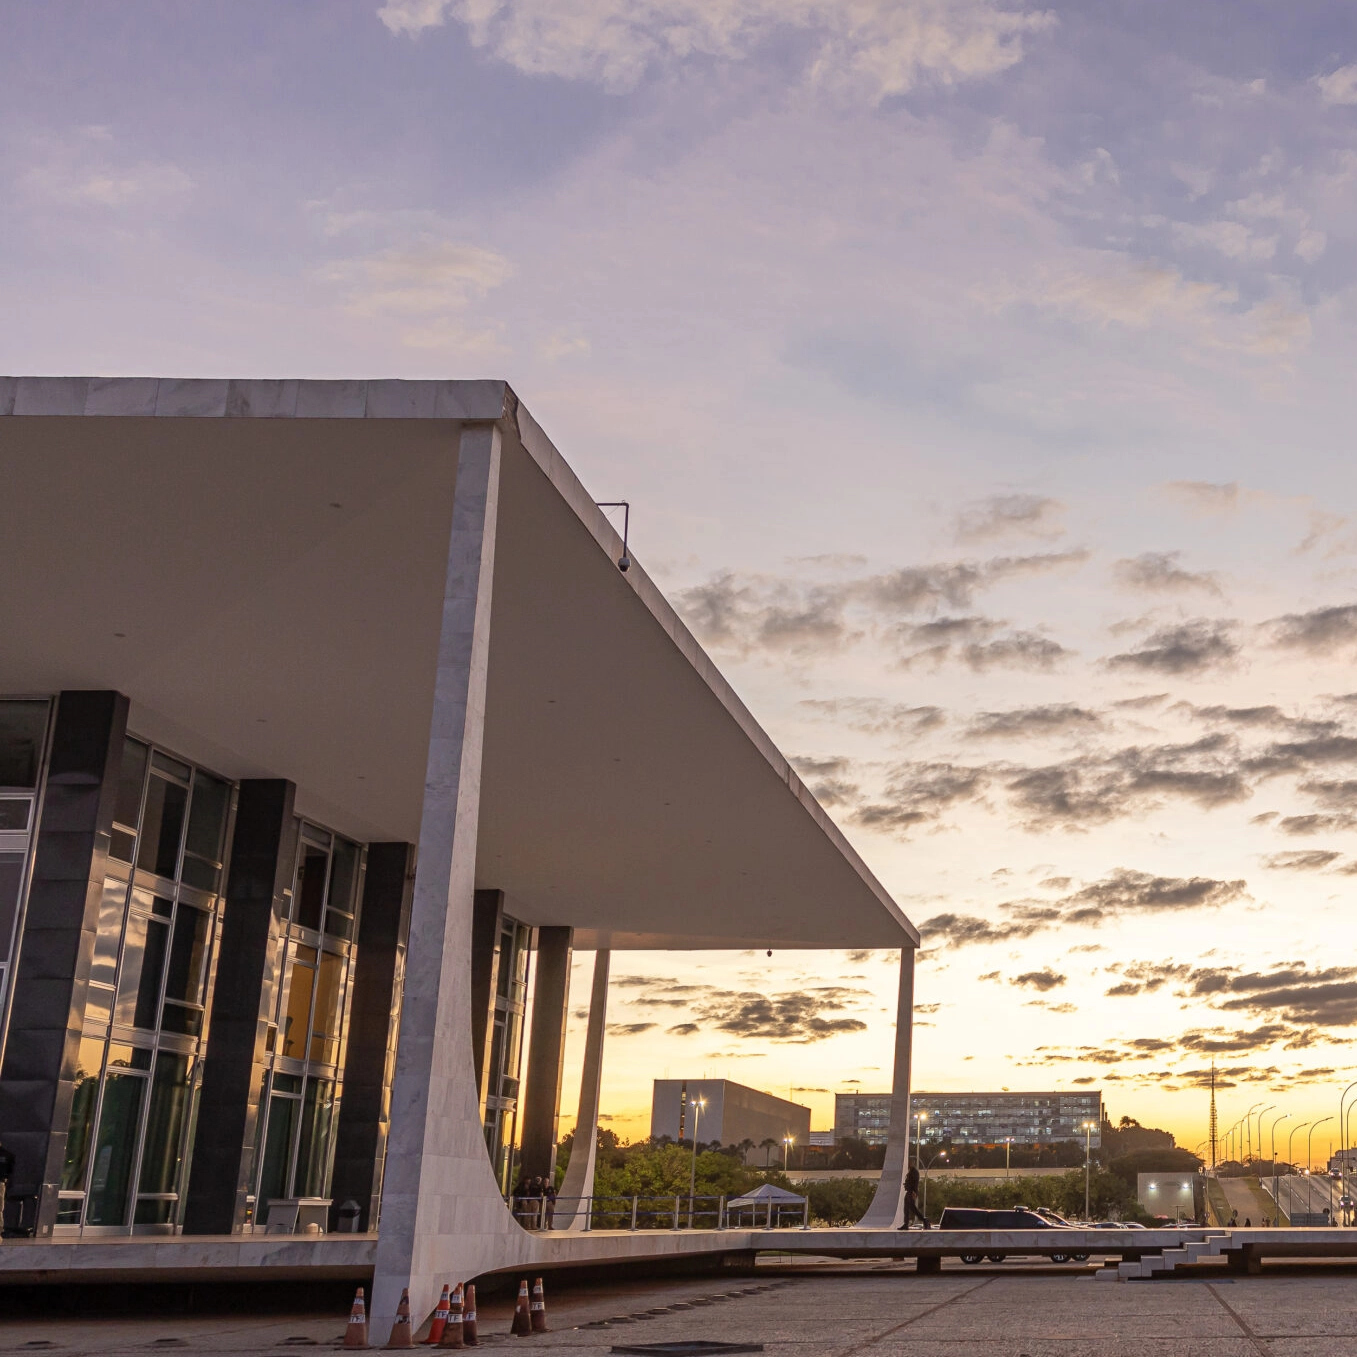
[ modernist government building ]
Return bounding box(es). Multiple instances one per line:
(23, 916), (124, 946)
(0, 377), (918, 1323)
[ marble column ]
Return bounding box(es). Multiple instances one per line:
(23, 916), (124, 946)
(0, 690), (127, 1236)
(857, 946), (915, 1228)
(370, 424), (510, 1334)
(328, 841), (415, 1233)
(183, 778), (297, 1234)
(517, 926), (573, 1182)
(555, 949), (610, 1231)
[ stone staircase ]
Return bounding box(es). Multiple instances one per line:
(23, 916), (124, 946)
(1096, 1232), (1232, 1281)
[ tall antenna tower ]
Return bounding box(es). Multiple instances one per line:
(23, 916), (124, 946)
(1208, 1061), (1219, 1170)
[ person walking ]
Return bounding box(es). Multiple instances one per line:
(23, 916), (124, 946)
(899, 1164), (929, 1229)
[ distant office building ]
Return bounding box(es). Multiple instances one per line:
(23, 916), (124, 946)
(651, 1080), (810, 1160)
(835, 1091), (1102, 1147)
(807, 1130), (835, 1147)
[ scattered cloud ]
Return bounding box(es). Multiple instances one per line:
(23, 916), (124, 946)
(1261, 849), (1342, 872)
(966, 704), (1100, 739)
(693, 986), (870, 1041)
(923, 869), (1245, 947)
(1163, 481), (1239, 515)
(376, 0), (1059, 102)
(1105, 619), (1239, 675)
(1011, 968), (1065, 991)
(1268, 604), (1357, 656)
(955, 494), (1065, 543)
(319, 236), (512, 317)
(1113, 552), (1222, 597)
(799, 697), (945, 736)
(1315, 64), (1357, 106)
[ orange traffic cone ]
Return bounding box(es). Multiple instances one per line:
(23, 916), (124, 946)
(529, 1279), (547, 1334)
(437, 1285), (464, 1349)
(510, 1280), (532, 1336)
(344, 1286), (370, 1350)
(423, 1286), (451, 1345)
(462, 1286), (479, 1348)
(386, 1288), (415, 1349)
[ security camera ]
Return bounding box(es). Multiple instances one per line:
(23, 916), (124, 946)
(618, 555), (631, 572)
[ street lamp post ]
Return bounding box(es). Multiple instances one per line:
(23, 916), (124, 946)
(1270, 1113), (1290, 1222)
(1339, 1082), (1357, 1216)
(1005, 1136), (1012, 1178)
(1286, 1122), (1310, 1227)
(783, 1135), (794, 1174)
(1307, 1117), (1333, 1221)
(921, 1149), (946, 1217)
(1245, 1103), (1264, 1164)
(687, 1097), (705, 1228)
(914, 1111), (927, 1172)
(1083, 1121), (1095, 1222)
(1255, 1105), (1276, 1170)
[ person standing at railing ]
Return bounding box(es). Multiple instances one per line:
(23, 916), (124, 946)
(543, 1180), (557, 1229)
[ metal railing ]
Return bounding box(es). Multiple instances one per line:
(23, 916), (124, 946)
(504, 1193), (811, 1232)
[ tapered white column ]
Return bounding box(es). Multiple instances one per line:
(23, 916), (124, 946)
(555, 950), (610, 1230)
(371, 424), (511, 1332)
(857, 946), (915, 1228)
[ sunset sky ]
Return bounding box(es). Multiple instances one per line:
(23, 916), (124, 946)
(5, 0), (1357, 1155)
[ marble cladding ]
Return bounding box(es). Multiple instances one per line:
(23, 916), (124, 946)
(0, 377), (509, 421)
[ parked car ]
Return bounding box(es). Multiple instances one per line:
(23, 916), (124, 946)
(937, 1206), (1090, 1264)
(1094, 1220), (1128, 1229)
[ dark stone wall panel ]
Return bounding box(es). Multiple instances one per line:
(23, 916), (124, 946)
(0, 690), (128, 1233)
(182, 779), (296, 1235)
(329, 842), (414, 1233)
(517, 926), (573, 1182)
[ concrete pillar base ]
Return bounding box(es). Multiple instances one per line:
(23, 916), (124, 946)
(916, 1255), (942, 1275)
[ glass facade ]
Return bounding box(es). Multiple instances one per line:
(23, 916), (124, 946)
(0, 699), (50, 1027)
(0, 698), (376, 1236)
(481, 917), (532, 1192)
(252, 823), (362, 1211)
(56, 738), (232, 1231)
(834, 1090), (1103, 1148)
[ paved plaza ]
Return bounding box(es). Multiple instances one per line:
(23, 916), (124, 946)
(7, 1263), (1357, 1355)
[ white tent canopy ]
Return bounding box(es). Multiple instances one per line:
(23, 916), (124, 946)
(727, 1183), (806, 1207)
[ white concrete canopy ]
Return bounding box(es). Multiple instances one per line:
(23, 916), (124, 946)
(0, 376), (916, 951)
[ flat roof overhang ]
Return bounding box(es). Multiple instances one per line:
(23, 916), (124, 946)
(0, 377), (917, 950)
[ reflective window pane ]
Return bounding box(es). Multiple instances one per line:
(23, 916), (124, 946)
(138, 1051), (192, 1196)
(0, 796), (32, 831)
(135, 775), (187, 880)
(294, 842), (328, 932)
(324, 839), (359, 939)
(163, 903), (211, 1007)
(85, 1070), (147, 1226)
(0, 699), (49, 789)
(90, 877), (128, 987)
(310, 952), (346, 1065)
(110, 738), (149, 864)
(60, 1038), (106, 1190)
(182, 773), (229, 892)
(295, 1076), (336, 1198)
(114, 911), (170, 1030)
(259, 1093), (299, 1201)
(278, 945), (317, 1061)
